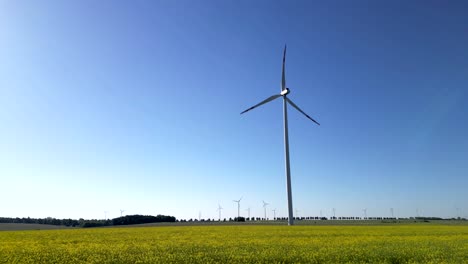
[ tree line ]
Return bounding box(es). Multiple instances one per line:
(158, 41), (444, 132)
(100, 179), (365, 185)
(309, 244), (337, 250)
(1, 215), (463, 227)
(0, 214), (176, 228)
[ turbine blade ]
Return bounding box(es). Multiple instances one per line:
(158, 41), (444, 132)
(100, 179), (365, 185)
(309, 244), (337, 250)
(286, 98), (320, 126)
(240, 94), (281, 114)
(281, 45), (287, 91)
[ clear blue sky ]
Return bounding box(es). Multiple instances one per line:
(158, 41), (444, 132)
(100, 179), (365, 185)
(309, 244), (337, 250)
(1, 0), (467, 220)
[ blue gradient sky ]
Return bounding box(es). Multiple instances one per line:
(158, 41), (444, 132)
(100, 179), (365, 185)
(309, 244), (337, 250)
(1, 1), (467, 220)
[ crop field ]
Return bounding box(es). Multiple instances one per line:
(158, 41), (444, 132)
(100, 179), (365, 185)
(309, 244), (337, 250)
(1, 223), (467, 263)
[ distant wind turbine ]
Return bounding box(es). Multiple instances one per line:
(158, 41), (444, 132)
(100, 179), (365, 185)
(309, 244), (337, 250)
(295, 208), (300, 219)
(245, 207), (251, 219)
(217, 204), (223, 221)
(363, 208), (367, 219)
(272, 209), (277, 220)
(104, 211), (109, 220)
(390, 208), (394, 218)
(263, 200), (269, 220)
(332, 208), (336, 218)
(120, 209), (126, 217)
(241, 45), (320, 226)
(233, 197), (242, 218)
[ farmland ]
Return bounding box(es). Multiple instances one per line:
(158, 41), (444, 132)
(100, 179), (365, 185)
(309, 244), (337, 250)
(1, 222), (467, 263)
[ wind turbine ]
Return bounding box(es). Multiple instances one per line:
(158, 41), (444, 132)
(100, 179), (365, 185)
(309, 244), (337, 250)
(295, 208), (300, 219)
(120, 209), (126, 217)
(233, 197), (242, 218)
(263, 200), (269, 220)
(241, 45), (320, 226)
(363, 208), (367, 219)
(390, 208), (394, 218)
(245, 207), (251, 219)
(217, 204), (223, 221)
(104, 211), (109, 220)
(272, 209), (277, 220)
(332, 208), (336, 219)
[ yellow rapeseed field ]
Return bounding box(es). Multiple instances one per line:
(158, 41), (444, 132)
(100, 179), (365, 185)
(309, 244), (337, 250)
(1, 224), (467, 263)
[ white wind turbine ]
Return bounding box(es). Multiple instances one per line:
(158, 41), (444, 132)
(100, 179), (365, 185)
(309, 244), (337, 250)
(272, 208), (277, 220)
(262, 200), (269, 220)
(217, 204), (223, 221)
(120, 209), (126, 217)
(246, 207), (251, 219)
(241, 45), (320, 225)
(233, 197), (242, 218)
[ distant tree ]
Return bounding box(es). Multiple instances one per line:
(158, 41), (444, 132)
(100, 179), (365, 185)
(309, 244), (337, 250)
(111, 214), (175, 226)
(234, 217), (245, 222)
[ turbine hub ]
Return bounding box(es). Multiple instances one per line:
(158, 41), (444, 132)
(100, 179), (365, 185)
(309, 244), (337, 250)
(281, 88), (290, 96)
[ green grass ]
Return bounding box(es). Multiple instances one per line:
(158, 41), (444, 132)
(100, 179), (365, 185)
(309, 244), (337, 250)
(0, 223), (74, 231)
(1, 224), (467, 263)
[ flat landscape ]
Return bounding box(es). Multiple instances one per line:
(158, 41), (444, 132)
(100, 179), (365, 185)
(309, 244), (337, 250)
(1, 222), (467, 263)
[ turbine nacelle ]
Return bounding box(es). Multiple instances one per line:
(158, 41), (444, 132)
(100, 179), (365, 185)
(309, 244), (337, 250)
(280, 88), (290, 96)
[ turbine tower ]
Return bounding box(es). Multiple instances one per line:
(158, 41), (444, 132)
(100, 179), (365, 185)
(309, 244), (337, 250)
(241, 45), (320, 226)
(363, 208), (367, 219)
(217, 204), (223, 221)
(263, 200), (269, 220)
(120, 209), (126, 217)
(295, 208), (300, 219)
(333, 208), (336, 219)
(272, 209), (277, 220)
(246, 207), (251, 219)
(390, 208), (394, 218)
(233, 197), (242, 218)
